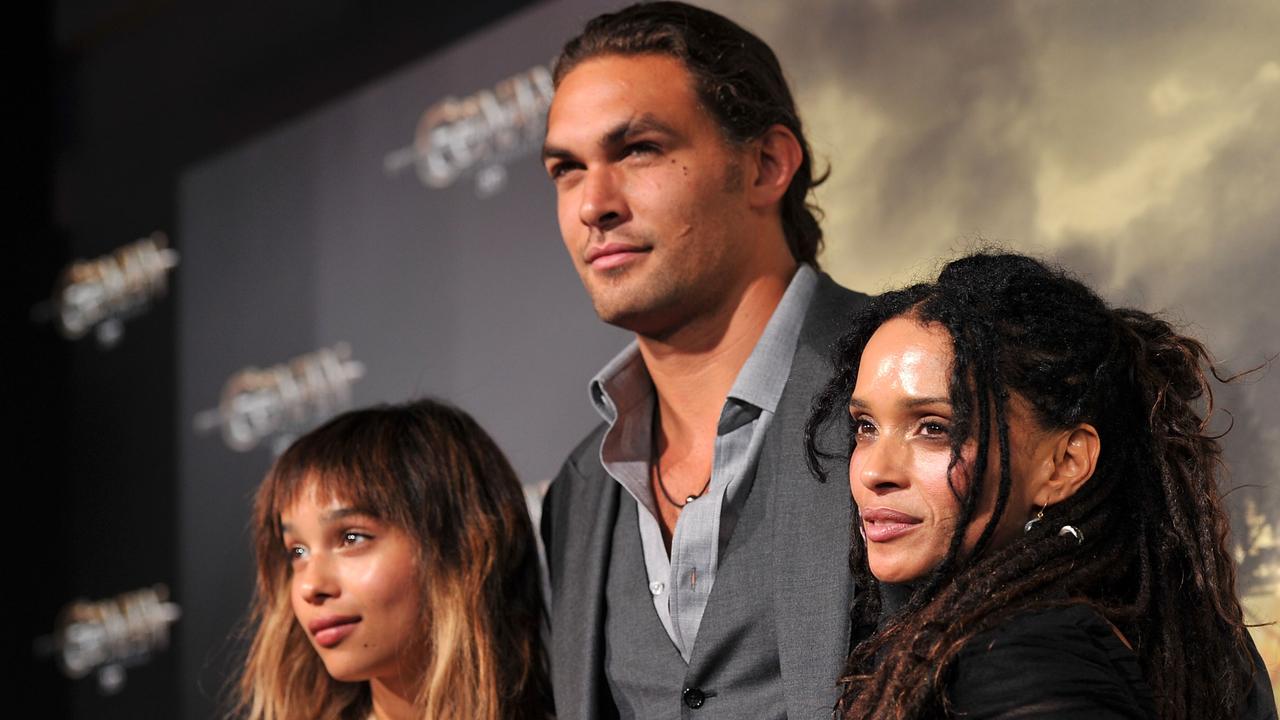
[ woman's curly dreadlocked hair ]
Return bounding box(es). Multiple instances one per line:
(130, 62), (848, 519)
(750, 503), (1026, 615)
(804, 252), (1256, 720)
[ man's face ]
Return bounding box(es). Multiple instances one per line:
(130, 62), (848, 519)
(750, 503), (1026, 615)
(543, 53), (755, 337)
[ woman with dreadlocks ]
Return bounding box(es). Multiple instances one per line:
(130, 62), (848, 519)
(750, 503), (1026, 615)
(805, 252), (1275, 719)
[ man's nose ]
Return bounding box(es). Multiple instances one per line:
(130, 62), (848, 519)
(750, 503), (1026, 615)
(578, 166), (630, 232)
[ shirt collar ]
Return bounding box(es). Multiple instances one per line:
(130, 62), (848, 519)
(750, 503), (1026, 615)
(589, 264), (819, 426)
(589, 339), (645, 426)
(724, 263), (817, 414)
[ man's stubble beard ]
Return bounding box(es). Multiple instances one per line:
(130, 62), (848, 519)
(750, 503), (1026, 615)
(584, 157), (747, 339)
(586, 254), (694, 339)
(585, 239), (746, 342)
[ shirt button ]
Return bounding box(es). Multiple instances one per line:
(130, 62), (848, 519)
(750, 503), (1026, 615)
(683, 687), (706, 709)
(649, 581), (665, 596)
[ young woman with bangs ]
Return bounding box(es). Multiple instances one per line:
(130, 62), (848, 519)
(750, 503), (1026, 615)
(235, 398), (552, 720)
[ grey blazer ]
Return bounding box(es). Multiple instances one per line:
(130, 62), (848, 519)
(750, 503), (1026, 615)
(541, 274), (870, 719)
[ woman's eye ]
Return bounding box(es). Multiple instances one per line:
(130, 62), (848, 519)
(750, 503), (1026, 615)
(919, 420), (950, 437)
(341, 532), (371, 546)
(287, 545), (307, 562)
(851, 418), (877, 442)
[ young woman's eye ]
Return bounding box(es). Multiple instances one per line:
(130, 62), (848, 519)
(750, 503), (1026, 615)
(341, 532), (372, 546)
(287, 545), (307, 562)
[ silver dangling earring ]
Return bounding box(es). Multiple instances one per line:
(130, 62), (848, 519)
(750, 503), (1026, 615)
(1058, 525), (1084, 544)
(1024, 508), (1045, 533)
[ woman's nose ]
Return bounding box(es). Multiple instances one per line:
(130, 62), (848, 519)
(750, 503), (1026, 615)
(296, 555), (339, 604)
(852, 437), (909, 493)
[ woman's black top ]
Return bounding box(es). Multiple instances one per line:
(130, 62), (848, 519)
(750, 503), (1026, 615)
(947, 604), (1156, 719)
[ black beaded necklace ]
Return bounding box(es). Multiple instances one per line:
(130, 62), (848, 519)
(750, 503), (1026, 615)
(650, 405), (711, 508)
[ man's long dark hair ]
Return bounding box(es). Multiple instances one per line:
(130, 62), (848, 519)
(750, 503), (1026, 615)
(553, 1), (826, 266)
(804, 252), (1256, 719)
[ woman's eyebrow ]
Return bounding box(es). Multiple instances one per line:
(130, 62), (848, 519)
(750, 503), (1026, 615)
(848, 396), (950, 411)
(280, 507), (375, 533)
(902, 396), (950, 409)
(321, 507), (376, 523)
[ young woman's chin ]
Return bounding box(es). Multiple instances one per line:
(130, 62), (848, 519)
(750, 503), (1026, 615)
(318, 656), (373, 684)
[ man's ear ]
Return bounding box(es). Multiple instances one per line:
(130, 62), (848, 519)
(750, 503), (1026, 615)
(1034, 423), (1101, 507)
(746, 123), (802, 210)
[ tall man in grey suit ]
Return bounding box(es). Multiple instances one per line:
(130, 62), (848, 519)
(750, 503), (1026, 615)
(540, 3), (869, 718)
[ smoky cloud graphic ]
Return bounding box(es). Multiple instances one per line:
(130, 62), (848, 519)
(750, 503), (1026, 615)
(702, 0), (1280, 602)
(716, 0), (1045, 288)
(1062, 86), (1280, 600)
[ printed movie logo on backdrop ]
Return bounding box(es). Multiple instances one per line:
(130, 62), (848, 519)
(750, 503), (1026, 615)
(32, 232), (179, 348)
(193, 343), (366, 454)
(384, 64), (555, 198)
(35, 584), (181, 695)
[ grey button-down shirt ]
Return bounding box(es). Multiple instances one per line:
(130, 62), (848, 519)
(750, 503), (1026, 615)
(589, 264), (818, 662)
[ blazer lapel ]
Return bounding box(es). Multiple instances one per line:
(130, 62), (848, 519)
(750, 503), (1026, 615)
(770, 275), (864, 717)
(549, 448), (622, 720)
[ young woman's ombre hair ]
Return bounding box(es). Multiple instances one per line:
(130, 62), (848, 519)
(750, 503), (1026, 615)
(236, 398), (551, 720)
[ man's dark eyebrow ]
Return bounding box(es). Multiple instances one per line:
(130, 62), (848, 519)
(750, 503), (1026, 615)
(602, 114), (678, 148)
(541, 143), (572, 163)
(542, 113), (679, 162)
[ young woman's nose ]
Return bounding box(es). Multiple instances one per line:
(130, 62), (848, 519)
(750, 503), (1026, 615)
(296, 554), (340, 604)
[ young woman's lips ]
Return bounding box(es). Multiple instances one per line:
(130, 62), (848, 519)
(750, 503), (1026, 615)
(860, 507), (923, 542)
(308, 616), (361, 648)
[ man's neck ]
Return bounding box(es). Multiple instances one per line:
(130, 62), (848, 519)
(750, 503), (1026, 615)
(638, 264), (797, 444)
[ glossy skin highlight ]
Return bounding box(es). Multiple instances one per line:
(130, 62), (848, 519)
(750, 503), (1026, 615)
(282, 484), (426, 699)
(542, 54), (761, 338)
(848, 317), (1059, 584)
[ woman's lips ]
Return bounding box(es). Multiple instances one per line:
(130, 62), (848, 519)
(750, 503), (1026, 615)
(308, 616), (361, 648)
(860, 507), (922, 542)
